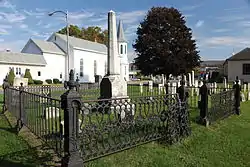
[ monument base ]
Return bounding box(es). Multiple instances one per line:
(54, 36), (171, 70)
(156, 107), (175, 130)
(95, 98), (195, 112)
(99, 74), (127, 99)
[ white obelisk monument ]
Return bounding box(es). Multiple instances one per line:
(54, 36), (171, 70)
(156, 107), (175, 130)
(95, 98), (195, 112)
(99, 10), (128, 99)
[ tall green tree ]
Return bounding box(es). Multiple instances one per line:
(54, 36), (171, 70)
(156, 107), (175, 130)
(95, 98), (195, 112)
(57, 25), (108, 45)
(133, 7), (201, 77)
(7, 68), (15, 86)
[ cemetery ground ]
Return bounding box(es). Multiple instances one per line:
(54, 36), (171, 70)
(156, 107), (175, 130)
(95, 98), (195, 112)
(0, 93), (250, 166)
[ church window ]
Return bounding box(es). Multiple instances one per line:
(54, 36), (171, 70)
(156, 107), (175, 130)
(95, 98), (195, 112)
(60, 73), (62, 79)
(19, 68), (21, 75)
(38, 71), (41, 76)
(94, 60), (97, 75)
(120, 45), (123, 54)
(16, 67), (18, 75)
(125, 45), (127, 54)
(80, 58), (83, 77)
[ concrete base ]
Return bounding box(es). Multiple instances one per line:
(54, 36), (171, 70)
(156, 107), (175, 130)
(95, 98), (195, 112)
(99, 74), (127, 99)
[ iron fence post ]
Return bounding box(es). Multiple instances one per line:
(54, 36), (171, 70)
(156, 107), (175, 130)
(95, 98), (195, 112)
(61, 69), (83, 167)
(2, 78), (9, 113)
(177, 75), (191, 137)
(17, 83), (24, 131)
(199, 80), (209, 126)
(233, 76), (241, 115)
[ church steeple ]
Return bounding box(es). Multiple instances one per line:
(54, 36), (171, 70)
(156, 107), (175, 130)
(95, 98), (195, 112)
(117, 20), (126, 43)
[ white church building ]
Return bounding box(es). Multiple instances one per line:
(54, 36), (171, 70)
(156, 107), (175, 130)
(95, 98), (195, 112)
(0, 20), (129, 85)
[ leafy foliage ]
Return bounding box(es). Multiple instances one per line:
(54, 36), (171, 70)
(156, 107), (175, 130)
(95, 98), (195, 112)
(7, 69), (15, 86)
(58, 25), (108, 45)
(133, 7), (201, 77)
(45, 79), (52, 84)
(33, 80), (43, 85)
(52, 78), (60, 84)
(24, 69), (33, 85)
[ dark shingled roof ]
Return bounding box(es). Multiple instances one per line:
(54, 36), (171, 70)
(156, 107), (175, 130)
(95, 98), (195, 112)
(227, 47), (250, 61)
(200, 60), (224, 67)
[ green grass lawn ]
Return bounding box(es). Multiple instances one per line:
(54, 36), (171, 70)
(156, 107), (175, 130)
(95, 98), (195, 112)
(1, 92), (250, 167)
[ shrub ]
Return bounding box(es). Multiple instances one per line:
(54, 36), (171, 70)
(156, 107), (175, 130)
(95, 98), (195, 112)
(33, 80), (43, 85)
(24, 69), (34, 85)
(53, 78), (60, 84)
(7, 69), (15, 86)
(45, 79), (52, 84)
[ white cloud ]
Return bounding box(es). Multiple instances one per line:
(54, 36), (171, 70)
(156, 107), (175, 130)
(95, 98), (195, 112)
(117, 10), (146, 24)
(180, 4), (202, 11)
(212, 28), (231, 33)
(0, 0), (15, 10)
(20, 24), (28, 29)
(195, 20), (204, 28)
(0, 12), (26, 23)
(0, 27), (9, 34)
(202, 36), (250, 48)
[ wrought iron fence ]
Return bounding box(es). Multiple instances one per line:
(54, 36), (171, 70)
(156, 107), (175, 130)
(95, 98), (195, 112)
(62, 93), (190, 164)
(4, 85), (64, 157)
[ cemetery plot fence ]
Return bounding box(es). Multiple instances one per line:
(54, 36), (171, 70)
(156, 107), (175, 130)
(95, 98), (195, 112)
(198, 79), (241, 126)
(3, 83), (64, 157)
(60, 85), (191, 166)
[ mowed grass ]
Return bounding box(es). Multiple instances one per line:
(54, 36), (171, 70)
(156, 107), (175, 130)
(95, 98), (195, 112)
(1, 92), (250, 166)
(85, 101), (250, 167)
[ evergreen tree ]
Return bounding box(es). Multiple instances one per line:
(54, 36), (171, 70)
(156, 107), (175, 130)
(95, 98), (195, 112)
(24, 69), (34, 85)
(7, 68), (15, 86)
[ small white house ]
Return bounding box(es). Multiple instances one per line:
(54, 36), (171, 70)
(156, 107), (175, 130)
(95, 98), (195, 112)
(0, 51), (47, 85)
(224, 47), (250, 82)
(0, 19), (130, 85)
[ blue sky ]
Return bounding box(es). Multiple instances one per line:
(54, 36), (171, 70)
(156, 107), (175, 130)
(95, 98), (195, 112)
(1, 0), (250, 62)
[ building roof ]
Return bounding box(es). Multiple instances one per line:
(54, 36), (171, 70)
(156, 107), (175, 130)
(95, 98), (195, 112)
(31, 39), (65, 55)
(117, 20), (127, 43)
(0, 52), (47, 66)
(200, 60), (224, 67)
(54, 33), (107, 54)
(227, 47), (250, 61)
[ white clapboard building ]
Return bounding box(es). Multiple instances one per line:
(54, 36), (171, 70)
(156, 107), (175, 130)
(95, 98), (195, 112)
(0, 20), (129, 85)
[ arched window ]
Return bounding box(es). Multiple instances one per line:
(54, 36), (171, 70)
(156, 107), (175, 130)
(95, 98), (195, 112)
(94, 60), (97, 75)
(125, 45), (127, 54)
(120, 45), (123, 54)
(80, 58), (83, 77)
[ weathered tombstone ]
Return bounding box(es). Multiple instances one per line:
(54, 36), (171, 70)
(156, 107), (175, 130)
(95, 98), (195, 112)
(99, 10), (127, 99)
(241, 92), (246, 102)
(44, 107), (60, 119)
(223, 77), (227, 89)
(195, 80), (199, 95)
(188, 73), (192, 86)
(13, 77), (28, 86)
(214, 82), (217, 94)
(248, 91), (250, 101)
(139, 82), (143, 94)
(184, 75), (187, 86)
(248, 83), (250, 92)
(191, 70), (195, 86)
(244, 84), (247, 92)
(148, 81), (153, 93)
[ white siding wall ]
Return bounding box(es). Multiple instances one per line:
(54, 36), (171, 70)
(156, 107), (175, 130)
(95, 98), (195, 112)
(48, 35), (74, 70)
(228, 60), (250, 82)
(21, 41), (42, 55)
(73, 49), (107, 83)
(42, 53), (65, 81)
(0, 64), (46, 85)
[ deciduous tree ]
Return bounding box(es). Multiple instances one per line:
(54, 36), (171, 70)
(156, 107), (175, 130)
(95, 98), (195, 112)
(133, 7), (201, 77)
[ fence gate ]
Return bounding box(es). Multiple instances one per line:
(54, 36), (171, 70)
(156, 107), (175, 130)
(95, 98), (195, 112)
(208, 89), (235, 123)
